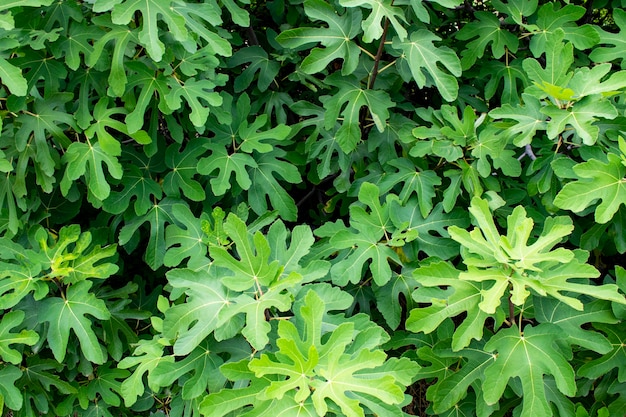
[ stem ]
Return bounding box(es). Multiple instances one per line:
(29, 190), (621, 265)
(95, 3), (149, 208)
(368, 18), (391, 90)
(508, 295), (516, 327)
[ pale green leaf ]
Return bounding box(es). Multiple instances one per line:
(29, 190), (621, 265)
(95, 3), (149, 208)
(554, 153), (626, 223)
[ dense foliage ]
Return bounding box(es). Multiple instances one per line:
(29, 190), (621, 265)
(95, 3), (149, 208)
(1, 0), (626, 416)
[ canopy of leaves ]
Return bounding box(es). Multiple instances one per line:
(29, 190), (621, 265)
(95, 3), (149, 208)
(1, 1), (626, 417)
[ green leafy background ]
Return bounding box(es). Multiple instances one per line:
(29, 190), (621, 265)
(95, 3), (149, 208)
(1, 0), (626, 416)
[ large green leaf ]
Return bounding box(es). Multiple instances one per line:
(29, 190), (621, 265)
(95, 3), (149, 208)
(392, 30), (462, 102)
(39, 280), (111, 364)
(456, 11), (519, 69)
(163, 267), (231, 356)
(276, 0), (362, 75)
(407, 260), (493, 351)
(554, 154), (626, 224)
(60, 139), (124, 202)
(338, 0), (407, 42)
(449, 197), (625, 312)
(322, 73), (394, 153)
(98, 0), (187, 62)
(483, 324), (576, 417)
(248, 290), (418, 417)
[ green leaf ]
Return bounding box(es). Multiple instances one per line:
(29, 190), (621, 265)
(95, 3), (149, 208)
(248, 290), (417, 417)
(164, 204), (210, 269)
(328, 183), (401, 286)
(489, 94), (547, 146)
(85, 364), (129, 408)
(590, 8), (626, 66)
(528, 3), (599, 55)
(123, 60), (171, 133)
(0, 253), (47, 310)
(118, 336), (172, 406)
(483, 324), (576, 417)
(85, 97), (151, 157)
(0, 57), (27, 96)
(229, 46), (280, 92)
(554, 154), (626, 224)
(407, 260), (492, 351)
(374, 269), (419, 330)
(428, 342), (496, 414)
(542, 96), (618, 145)
(102, 164), (162, 216)
(14, 94), (75, 194)
(390, 200), (469, 260)
(449, 198), (624, 312)
(456, 11), (519, 69)
(392, 30), (462, 102)
(118, 197), (180, 270)
(247, 149), (302, 222)
(151, 339), (227, 399)
(86, 16), (139, 98)
(471, 125), (522, 177)
(578, 321), (626, 382)
(163, 139), (206, 201)
(165, 77), (224, 128)
(492, 0), (537, 25)
(322, 74), (394, 153)
(382, 158), (442, 216)
(0, 310), (39, 365)
(39, 280), (111, 364)
(535, 297), (617, 354)
(36, 224), (119, 284)
(522, 29), (573, 92)
(484, 59), (529, 105)
(163, 267), (231, 356)
(197, 145), (257, 196)
(106, 0), (187, 62)
(60, 139), (124, 202)
(276, 0), (362, 75)
(0, 365), (23, 411)
(338, 0), (407, 42)
(211, 214), (282, 292)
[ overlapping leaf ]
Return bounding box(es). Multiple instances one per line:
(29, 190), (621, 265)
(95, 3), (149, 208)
(392, 30), (462, 102)
(449, 197), (625, 313)
(554, 154), (626, 223)
(483, 324), (576, 417)
(276, 0), (362, 75)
